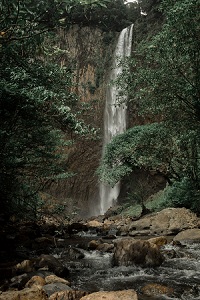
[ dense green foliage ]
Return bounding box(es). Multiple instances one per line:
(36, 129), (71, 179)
(99, 123), (200, 185)
(99, 0), (200, 212)
(68, 0), (140, 31)
(0, 0), (101, 219)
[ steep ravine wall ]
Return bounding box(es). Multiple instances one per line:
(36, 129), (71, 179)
(47, 25), (118, 217)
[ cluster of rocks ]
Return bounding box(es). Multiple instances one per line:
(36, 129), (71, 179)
(0, 273), (88, 300)
(86, 207), (200, 237)
(0, 252), (139, 299)
(1, 207), (200, 299)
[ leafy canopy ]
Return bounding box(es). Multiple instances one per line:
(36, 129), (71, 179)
(127, 0), (200, 123)
(99, 123), (200, 186)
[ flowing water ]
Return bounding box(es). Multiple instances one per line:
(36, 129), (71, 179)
(98, 25), (133, 215)
(56, 234), (200, 300)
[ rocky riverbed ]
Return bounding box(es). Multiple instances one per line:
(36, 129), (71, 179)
(1, 207), (200, 299)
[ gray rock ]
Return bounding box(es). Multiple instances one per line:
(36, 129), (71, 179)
(34, 254), (69, 277)
(173, 228), (200, 242)
(43, 283), (72, 297)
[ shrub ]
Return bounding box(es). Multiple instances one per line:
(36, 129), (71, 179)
(163, 178), (200, 214)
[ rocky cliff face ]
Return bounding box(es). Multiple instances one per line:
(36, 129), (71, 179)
(44, 24), (165, 219)
(46, 25), (118, 217)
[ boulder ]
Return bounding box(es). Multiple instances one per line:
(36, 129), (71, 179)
(34, 254), (69, 277)
(43, 283), (72, 297)
(49, 290), (89, 300)
(129, 208), (199, 236)
(88, 240), (99, 250)
(113, 238), (164, 267)
(0, 287), (47, 300)
(25, 275), (46, 288)
(148, 236), (168, 248)
(80, 290), (138, 300)
(88, 240), (114, 252)
(61, 248), (85, 261)
(45, 274), (70, 286)
(173, 228), (200, 242)
(10, 271), (52, 289)
(141, 283), (174, 297)
(96, 243), (114, 252)
(10, 273), (30, 289)
(15, 259), (35, 274)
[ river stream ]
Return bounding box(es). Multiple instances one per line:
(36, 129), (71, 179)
(53, 232), (200, 300)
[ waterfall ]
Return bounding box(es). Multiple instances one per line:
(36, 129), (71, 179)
(99, 25), (134, 215)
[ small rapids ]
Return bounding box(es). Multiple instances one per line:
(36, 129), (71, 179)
(55, 235), (200, 300)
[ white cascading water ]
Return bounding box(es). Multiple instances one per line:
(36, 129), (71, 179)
(99, 25), (134, 215)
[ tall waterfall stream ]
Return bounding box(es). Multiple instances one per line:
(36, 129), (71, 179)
(99, 25), (134, 215)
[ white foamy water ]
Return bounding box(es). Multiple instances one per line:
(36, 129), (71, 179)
(98, 24), (133, 215)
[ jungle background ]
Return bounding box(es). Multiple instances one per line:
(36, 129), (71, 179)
(0, 0), (199, 223)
